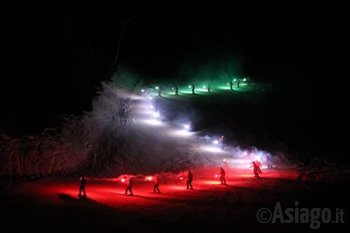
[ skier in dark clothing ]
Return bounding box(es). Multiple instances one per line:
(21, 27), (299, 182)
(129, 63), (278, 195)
(220, 167), (227, 185)
(251, 161), (260, 178)
(158, 86), (162, 97)
(191, 84), (195, 94)
(153, 175), (161, 193)
(229, 80), (233, 91)
(175, 85), (179, 95)
(125, 177), (135, 196)
(78, 175), (87, 198)
(255, 161), (263, 174)
(186, 171), (193, 190)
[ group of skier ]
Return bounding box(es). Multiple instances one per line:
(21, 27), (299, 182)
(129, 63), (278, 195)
(78, 171), (192, 198)
(157, 79), (247, 96)
(78, 163), (262, 198)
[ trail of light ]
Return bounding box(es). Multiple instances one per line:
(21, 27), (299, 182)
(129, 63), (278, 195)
(230, 159), (249, 164)
(199, 145), (225, 154)
(140, 119), (164, 126)
(128, 95), (144, 100)
(152, 112), (160, 118)
(135, 91), (273, 168)
(136, 109), (156, 116)
(168, 129), (194, 138)
(133, 103), (156, 114)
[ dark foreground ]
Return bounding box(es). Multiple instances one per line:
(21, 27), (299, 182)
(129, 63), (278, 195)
(0, 168), (349, 233)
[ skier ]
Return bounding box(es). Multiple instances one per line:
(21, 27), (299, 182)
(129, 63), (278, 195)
(220, 167), (227, 185)
(191, 84), (195, 94)
(175, 85), (179, 95)
(153, 175), (161, 193)
(125, 177), (135, 196)
(78, 175), (87, 198)
(251, 161), (260, 178)
(255, 160), (263, 174)
(158, 85), (162, 97)
(186, 170), (193, 190)
(229, 80), (233, 91)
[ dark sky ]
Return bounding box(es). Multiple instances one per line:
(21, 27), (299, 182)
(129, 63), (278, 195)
(1, 4), (349, 137)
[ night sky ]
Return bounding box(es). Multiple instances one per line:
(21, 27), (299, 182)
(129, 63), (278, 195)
(1, 5), (349, 159)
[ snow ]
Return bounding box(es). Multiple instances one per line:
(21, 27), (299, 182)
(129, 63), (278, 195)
(1, 167), (348, 233)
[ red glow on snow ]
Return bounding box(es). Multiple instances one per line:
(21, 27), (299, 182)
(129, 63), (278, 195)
(14, 167), (299, 211)
(202, 180), (221, 185)
(237, 174), (254, 178)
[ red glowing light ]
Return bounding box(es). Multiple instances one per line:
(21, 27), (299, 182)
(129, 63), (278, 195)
(179, 177), (184, 181)
(121, 178), (126, 183)
(145, 176), (153, 181)
(214, 174), (219, 178)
